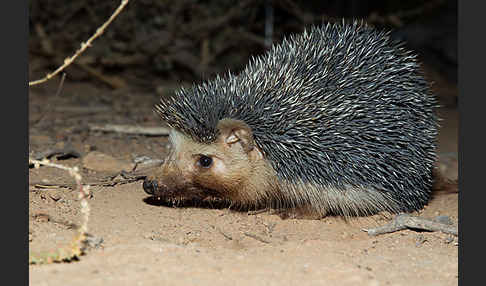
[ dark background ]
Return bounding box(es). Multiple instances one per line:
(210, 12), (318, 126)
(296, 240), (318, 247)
(28, 0), (457, 105)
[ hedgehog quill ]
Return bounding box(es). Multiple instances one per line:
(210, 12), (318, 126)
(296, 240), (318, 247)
(143, 21), (438, 217)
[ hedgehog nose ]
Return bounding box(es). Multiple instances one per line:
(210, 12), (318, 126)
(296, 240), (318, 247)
(143, 178), (158, 195)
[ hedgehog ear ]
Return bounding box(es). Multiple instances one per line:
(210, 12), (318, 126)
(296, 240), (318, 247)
(217, 119), (260, 156)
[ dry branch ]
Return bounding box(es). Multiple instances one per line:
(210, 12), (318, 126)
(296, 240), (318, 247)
(29, 158), (91, 264)
(29, 0), (130, 86)
(75, 61), (127, 89)
(30, 73), (66, 127)
(89, 124), (170, 136)
(364, 213), (458, 236)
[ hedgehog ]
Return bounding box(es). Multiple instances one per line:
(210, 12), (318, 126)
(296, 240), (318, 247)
(143, 20), (438, 217)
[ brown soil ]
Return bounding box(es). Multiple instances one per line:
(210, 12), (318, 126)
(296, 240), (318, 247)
(29, 79), (458, 286)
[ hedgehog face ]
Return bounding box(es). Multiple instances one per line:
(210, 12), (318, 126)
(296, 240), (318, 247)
(143, 119), (274, 205)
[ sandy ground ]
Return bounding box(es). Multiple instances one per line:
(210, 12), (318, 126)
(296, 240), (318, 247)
(28, 80), (458, 286)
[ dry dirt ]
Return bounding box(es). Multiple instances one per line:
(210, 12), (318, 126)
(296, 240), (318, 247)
(28, 79), (458, 286)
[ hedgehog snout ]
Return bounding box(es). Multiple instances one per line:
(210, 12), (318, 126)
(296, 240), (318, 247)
(143, 175), (180, 197)
(142, 178), (158, 195)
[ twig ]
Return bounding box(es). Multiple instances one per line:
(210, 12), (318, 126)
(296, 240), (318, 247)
(35, 23), (54, 56)
(74, 61), (127, 89)
(243, 232), (270, 244)
(53, 105), (111, 113)
(218, 229), (233, 241)
(30, 73), (66, 127)
(210, 225), (233, 241)
(363, 213), (458, 237)
(29, 158), (91, 264)
(30, 177), (138, 190)
(89, 124), (170, 136)
(29, 164), (158, 190)
(29, 0), (130, 86)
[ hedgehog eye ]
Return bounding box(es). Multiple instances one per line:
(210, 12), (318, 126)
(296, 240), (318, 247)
(198, 155), (213, 168)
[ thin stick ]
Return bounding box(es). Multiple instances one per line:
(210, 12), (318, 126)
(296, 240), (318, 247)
(29, 157), (91, 264)
(243, 232), (270, 244)
(363, 213), (458, 237)
(89, 124), (170, 136)
(30, 73), (66, 127)
(29, 0), (130, 86)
